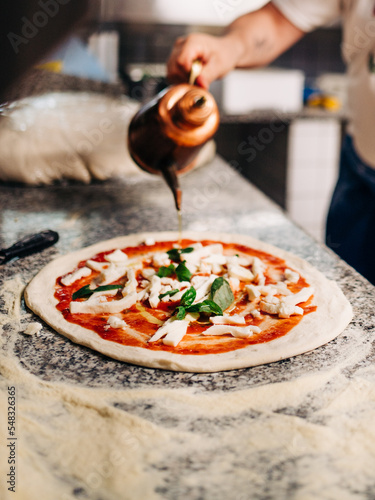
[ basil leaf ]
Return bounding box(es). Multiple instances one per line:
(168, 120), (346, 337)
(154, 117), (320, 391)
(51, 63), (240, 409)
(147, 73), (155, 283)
(167, 246), (194, 262)
(180, 287), (196, 307)
(166, 248), (181, 262)
(157, 264), (175, 278)
(180, 247), (194, 254)
(72, 284), (122, 300)
(175, 261), (192, 282)
(186, 300), (223, 316)
(201, 300), (223, 316)
(72, 285), (92, 300)
(210, 277), (234, 311)
(158, 289), (179, 300)
(175, 306), (186, 320)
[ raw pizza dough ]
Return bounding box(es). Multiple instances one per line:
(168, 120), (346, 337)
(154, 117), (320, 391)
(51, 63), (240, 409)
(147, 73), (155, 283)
(24, 231), (353, 372)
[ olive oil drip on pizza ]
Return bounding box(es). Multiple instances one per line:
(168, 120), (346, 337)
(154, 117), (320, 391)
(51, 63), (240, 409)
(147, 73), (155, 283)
(177, 209), (183, 247)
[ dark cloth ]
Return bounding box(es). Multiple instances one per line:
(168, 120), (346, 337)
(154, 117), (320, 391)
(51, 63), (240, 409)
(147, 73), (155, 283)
(0, 0), (89, 102)
(326, 135), (375, 284)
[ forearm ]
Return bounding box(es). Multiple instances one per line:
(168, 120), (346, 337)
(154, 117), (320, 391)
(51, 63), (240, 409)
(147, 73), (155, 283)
(167, 2), (305, 87)
(223, 2), (305, 69)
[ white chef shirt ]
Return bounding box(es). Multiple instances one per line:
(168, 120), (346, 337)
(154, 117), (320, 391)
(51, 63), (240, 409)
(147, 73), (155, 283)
(272, 0), (375, 168)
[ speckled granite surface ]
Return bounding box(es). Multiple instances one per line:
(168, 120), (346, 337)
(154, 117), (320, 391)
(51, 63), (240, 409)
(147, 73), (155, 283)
(1, 156), (375, 499)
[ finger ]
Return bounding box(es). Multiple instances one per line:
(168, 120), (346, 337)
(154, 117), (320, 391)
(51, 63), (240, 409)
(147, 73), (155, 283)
(196, 58), (224, 88)
(174, 37), (208, 74)
(166, 54), (190, 83)
(195, 74), (209, 89)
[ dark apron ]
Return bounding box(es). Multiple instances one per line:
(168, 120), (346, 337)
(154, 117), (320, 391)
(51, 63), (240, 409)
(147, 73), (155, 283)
(326, 135), (375, 285)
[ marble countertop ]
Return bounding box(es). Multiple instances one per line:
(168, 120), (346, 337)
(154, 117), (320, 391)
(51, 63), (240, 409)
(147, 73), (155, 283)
(1, 156), (375, 500)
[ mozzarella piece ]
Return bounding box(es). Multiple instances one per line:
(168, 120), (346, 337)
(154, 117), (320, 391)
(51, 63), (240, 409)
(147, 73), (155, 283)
(202, 324), (261, 338)
(187, 242), (203, 251)
(246, 284), (261, 300)
(260, 301), (303, 318)
(86, 260), (109, 272)
(204, 254), (227, 264)
(268, 283), (291, 295)
(193, 274), (218, 303)
(160, 288), (173, 303)
(259, 283), (292, 296)
(263, 295), (280, 305)
(184, 244), (224, 269)
(122, 257), (143, 270)
(185, 261), (199, 274)
(191, 275), (208, 288)
(246, 283), (292, 300)
(141, 268), (156, 280)
(137, 289), (149, 301)
(282, 287), (314, 307)
(122, 269), (138, 297)
(148, 317), (189, 346)
(160, 277), (179, 286)
(198, 261), (211, 274)
(278, 304), (304, 318)
(185, 313), (199, 322)
(153, 278), (190, 303)
(210, 315), (246, 325)
(228, 277), (240, 292)
(252, 257), (266, 286)
(70, 292), (137, 314)
(198, 253), (226, 273)
(144, 237), (155, 246)
(162, 280), (190, 302)
(226, 255), (252, 267)
(148, 275), (162, 308)
(284, 268), (300, 284)
(107, 316), (128, 329)
(61, 266), (92, 286)
(163, 322), (190, 347)
(259, 287), (313, 318)
(152, 252), (170, 267)
(169, 284), (190, 302)
(104, 249), (128, 263)
(250, 309), (261, 318)
(227, 264), (254, 282)
(95, 263), (128, 286)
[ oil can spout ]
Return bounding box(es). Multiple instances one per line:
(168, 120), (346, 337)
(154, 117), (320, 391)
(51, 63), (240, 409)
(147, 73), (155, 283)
(127, 83), (219, 211)
(159, 160), (182, 211)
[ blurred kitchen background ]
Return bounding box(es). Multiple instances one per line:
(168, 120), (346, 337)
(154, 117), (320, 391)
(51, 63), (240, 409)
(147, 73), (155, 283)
(11, 0), (348, 242)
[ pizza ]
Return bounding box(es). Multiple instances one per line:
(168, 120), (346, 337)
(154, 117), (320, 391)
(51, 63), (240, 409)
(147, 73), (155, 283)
(24, 231), (353, 372)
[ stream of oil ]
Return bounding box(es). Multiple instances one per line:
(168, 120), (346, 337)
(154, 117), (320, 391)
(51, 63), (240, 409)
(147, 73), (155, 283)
(177, 209), (183, 247)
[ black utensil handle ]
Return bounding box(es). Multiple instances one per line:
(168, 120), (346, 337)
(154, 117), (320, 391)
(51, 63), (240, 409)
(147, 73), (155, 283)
(0, 230), (59, 264)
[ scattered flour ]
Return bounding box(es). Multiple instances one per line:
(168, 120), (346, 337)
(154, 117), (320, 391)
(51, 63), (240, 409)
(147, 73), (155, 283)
(0, 278), (374, 500)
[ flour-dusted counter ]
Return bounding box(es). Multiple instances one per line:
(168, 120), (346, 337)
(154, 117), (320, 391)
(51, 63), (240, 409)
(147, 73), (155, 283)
(0, 156), (374, 500)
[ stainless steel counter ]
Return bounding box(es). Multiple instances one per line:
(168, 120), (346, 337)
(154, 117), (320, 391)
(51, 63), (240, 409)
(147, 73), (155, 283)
(1, 156), (374, 500)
